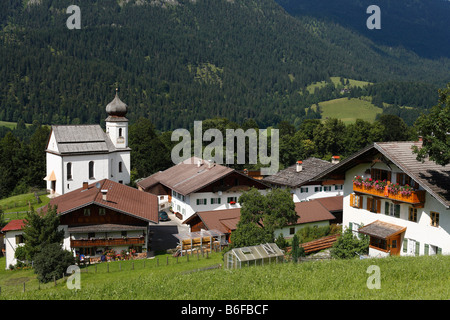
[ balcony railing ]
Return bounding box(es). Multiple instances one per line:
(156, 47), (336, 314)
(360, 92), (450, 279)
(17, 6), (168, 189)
(353, 183), (425, 205)
(71, 237), (145, 248)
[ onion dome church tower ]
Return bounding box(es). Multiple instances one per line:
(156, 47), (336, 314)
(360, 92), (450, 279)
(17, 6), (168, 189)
(105, 88), (129, 149)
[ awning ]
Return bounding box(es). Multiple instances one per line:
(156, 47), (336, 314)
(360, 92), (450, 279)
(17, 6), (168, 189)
(358, 220), (406, 239)
(43, 170), (56, 181)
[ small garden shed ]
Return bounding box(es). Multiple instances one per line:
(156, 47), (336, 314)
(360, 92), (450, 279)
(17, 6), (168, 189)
(224, 243), (284, 269)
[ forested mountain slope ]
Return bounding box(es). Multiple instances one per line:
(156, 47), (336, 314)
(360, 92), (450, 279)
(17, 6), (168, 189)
(1, 0), (449, 130)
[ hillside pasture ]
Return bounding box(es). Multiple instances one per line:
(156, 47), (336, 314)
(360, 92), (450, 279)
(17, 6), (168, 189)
(313, 97), (382, 124)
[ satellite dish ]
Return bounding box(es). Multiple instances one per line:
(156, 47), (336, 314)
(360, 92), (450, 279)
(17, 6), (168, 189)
(95, 182), (101, 189)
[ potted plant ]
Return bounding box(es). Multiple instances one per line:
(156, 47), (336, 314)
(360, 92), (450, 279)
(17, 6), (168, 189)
(353, 175), (363, 186)
(399, 184), (413, 196)
(362, 177), (373, 188)
(373, 179), (387, 191)
(387, 182), (400, 194)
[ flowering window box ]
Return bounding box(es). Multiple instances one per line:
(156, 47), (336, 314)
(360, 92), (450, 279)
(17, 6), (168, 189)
(353, 182), (425, 206)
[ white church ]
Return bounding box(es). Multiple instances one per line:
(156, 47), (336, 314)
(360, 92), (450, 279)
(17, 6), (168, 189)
(44, 90), (131, 196)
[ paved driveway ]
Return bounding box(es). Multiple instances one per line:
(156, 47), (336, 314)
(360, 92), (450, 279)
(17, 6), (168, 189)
(148, 211), (189, 254)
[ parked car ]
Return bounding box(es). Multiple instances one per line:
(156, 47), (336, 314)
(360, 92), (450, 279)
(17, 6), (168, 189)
(159, 211), (170, 221)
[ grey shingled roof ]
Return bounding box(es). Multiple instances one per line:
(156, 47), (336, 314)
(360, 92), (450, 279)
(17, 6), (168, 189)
(50, 125), (119, 155)
(358, 220), (406, 239)
(137, 157), (268, 196)
(262, 157), (334, 188)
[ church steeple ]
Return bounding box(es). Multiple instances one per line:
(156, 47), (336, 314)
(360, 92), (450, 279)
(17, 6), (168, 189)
(105, 89), (129, 149)
(106, 88), (128, 119)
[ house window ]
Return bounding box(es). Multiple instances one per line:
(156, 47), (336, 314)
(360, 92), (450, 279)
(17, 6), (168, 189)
(384, 202), (400, 218)
(84, 208), (91, 216)
(118, 161), (123, 173)
(300, 187), (308, 193)
(314, 186), (323, 192)
(196, 199), (207, 205)
(350, 194), (362, 208)
(88, 233), (95, 239)
(334, 185), (343, 190)
(370, 237), (387, 251)
(121, 231), (127, 238)
(408, 207), (417, 222)
(99, 208), (106, 216)
(227, 197), (237, 204)
(430, 212), (439, 227)
(371, 169), (391, 182)
(211, 198), (221, 204)
(323, 186), (332, 191)
(67, 162), (72, 180)
(289, 227), (295, 235)
(367, 198), (381, 213)
(15, 235), (24, 244)
(88, 161), (95, 179)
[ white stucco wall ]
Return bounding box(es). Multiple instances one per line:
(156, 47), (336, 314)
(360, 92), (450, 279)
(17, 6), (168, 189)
(275, 220), (330, 239)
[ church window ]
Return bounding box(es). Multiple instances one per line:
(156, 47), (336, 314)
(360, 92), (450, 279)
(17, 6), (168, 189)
(67, 162), (72, 180)
(119, 128), (123, 137)
(89, 161), (95, 179)
(119, 161), (123, 173)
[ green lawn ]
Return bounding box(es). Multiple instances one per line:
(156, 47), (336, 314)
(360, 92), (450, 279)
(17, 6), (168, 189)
(314, 97), (382, 124)
(1, 253), (448, 300)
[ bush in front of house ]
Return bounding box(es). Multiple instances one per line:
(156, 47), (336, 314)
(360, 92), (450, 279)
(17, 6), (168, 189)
(330, 227), (369, 259)
(33, 242), (74, 283)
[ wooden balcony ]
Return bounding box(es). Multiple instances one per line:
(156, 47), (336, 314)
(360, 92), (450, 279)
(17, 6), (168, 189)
(71, 237), (145, 248)
(353, 183), (425, 206)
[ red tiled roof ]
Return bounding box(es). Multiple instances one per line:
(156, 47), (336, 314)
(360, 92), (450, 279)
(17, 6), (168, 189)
(294, 200), (336, 224)
(1, 219), (26, 232)
(315, 196), (344, 212)
(44, 179), (158, 223)
(184, 197), (337, 233)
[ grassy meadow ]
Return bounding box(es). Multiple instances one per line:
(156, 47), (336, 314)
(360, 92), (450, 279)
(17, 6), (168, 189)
(0, 252), (448, 300)
(0, 192), (50, 218)
(313, 97), (382, 124)
(306, 77), (371, 94)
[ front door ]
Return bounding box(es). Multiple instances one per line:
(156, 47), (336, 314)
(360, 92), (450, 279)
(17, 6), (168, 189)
(389, 235), (401, 256)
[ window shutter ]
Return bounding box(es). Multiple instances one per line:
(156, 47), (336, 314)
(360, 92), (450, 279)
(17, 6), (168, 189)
(385, 202), (389, 215)
(349, 222), (353, 232)
(196, 199), (200, 205)
(367, 198), (373, 211)
(437, 247), (442, 255)
(358, 196), (363, 209)
(403, 238), (408, 253)
(424, 244), (429, 255)
(218, 198), (221, 204)
(350, 194), (355, 207)
(376, 199), (381, 213)
(387, 171), (391, 182)
(415, 241), (420, 256)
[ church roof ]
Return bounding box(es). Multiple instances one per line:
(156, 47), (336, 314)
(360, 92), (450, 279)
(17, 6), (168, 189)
(48, 124), (126, 155)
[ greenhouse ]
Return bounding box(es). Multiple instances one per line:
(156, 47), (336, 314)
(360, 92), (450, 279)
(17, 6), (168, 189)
(224, 243), (285, 269)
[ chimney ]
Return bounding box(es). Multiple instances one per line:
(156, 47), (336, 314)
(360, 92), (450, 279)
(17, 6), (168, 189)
(82, 182), (88, 190)
(296, 161), (303, 172)
(331, 156), (340, 164)
(418, 136), (423, 142)
(207, 159), (214, 169)
(101, 189), (108, 202)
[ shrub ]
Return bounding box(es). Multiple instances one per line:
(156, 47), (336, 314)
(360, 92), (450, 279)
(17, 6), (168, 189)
(33, 243), (75, 283)
(330, 227), (369, 259)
